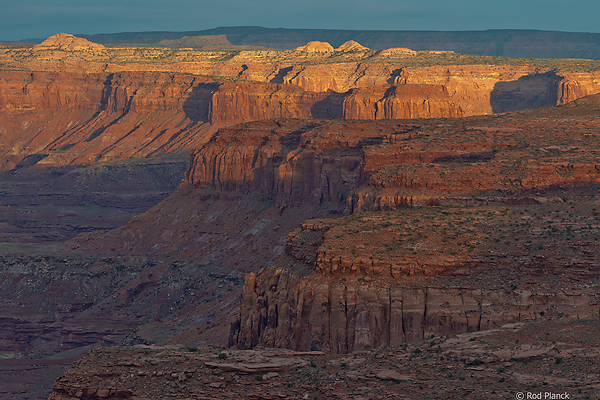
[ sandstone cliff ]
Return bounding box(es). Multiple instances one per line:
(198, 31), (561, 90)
(231, 192), (600, 352)
(184, 120), (401, 206)
(270, 64), (600, 115)
(342, 84), (462, 119)
(0, 70), (463, 171)
(231, 220), (600, 352)
(0, 71), (217, 170)
(186, 97), (600, 211)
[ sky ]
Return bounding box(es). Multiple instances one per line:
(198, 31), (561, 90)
(2, 0), (600, 41)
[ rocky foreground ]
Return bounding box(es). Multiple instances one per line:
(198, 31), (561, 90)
(48, 320), (600, 399)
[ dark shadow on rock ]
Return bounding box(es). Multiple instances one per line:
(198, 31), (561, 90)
(11, 154), (49, 171)
(270, 66), (293, 83)
(310, 91), (347, 119)
(490, 71), (563, 113)
(182, 82), (220, 123)
(387, 68), (406, 84)
(434, 151), (497, 163)
(238, 64), (248, 78)
(100, 73), (114, 110)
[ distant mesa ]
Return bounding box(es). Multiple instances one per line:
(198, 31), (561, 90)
(32, 33), (105, 51)
(335, 40), (369, 52)
(157, 34), (266, 50)
(295, 41), (335, 53)
(158, 34), (233, 49)
(379, 47), (417, 56)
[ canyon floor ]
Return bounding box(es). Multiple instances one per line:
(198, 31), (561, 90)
(1, 34), (600, 399)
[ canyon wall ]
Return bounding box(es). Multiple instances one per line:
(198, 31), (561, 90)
(210, 83), (462, 123)
(342, 85), (462, 120)
(2, 43), (600, 173)
(4, 39), (600, 127)
(268, 63), (600, 116)
(185, 112), (600, 212)
(184, 120), (395, 206)
(230, 194), (600, 353)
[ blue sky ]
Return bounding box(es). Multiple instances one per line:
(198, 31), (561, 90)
(2, 0), (600, 41)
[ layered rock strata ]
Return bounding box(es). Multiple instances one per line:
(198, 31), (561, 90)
(342, 84), (462, 119)
(184, 120), (405, 206)
(3, 36), (600, 119)
(0, 71), (215, 170)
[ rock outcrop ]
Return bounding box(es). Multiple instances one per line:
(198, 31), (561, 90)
(46, 320), (600, 399)
(0, 71), (217, 170)
(231, 244), (599, 352)
(184, 120), (402, 205)
(209, 83), (463, 124)
(208, 83), (329, 123)
(231, 190), (600, 352)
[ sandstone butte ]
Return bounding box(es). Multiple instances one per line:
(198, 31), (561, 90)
(31, 32), (106, 52)
(335, 40), (370, 52)
(1, 34), (600, 398)
(295, 41), (335, 53)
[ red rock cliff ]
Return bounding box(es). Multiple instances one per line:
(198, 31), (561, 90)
(0, 71), (463, 170)
(342, 84), (463, 119)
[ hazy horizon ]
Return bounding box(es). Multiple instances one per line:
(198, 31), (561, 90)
(2, 0), (600, 42)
